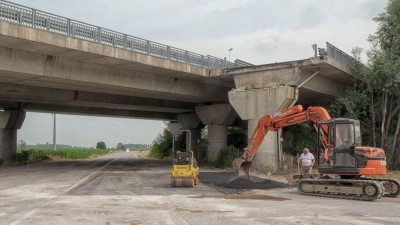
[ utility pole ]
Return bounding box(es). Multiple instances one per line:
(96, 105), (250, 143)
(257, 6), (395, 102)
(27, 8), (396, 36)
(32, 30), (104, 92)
(53, 113), (56, 150)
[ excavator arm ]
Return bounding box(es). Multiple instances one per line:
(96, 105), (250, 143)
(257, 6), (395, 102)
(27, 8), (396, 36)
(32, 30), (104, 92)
(233, 105), (331, 177)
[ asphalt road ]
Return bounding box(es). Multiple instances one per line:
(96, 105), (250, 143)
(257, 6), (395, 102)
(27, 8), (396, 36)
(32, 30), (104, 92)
(0, 152), (399, 225)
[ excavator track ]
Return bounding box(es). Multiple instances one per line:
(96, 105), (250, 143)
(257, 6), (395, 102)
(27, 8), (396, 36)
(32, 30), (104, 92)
(298, 179), (383, 201)
(358, 178), (400, 197)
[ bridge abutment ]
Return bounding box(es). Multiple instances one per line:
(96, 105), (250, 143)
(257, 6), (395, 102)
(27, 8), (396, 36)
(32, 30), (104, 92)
(196, 104), (237, 162)
(0, 110), (26, 166)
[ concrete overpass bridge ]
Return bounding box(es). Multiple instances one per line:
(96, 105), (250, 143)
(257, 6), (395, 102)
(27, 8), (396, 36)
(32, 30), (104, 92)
(0, 0), (356, 169)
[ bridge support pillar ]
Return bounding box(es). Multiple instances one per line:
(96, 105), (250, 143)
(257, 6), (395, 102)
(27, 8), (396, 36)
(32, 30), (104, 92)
(196, 104), (237, 163)
(229, 86), (297, 171)
(0, 110), (26, 166)
(177, 113), (202, 160)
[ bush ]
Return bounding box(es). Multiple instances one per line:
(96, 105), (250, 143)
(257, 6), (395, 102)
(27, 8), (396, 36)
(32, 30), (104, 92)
(149, 129), (186, 159)
(116, 143), (125, 150)
(214, 145), (241, 168)
(96, 141), (106, 149)
(149, 129), (173, 159)
(15, 150), (31, 164)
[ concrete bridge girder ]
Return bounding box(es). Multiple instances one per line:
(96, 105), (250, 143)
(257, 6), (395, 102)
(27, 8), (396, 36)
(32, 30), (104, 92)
(0, 47), (229, 103)
(231, 65), (343, 99)
(0, 82), (196, 114)
(0, 21), (208, 76)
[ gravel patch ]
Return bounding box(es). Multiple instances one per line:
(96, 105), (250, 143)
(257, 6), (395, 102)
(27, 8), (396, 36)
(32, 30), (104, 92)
(223, 177), (288, 190)
(199, 171), (289, 192)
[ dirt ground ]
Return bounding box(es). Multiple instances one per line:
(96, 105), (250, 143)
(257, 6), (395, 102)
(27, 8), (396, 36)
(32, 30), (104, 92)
(0, 152), (399, 225)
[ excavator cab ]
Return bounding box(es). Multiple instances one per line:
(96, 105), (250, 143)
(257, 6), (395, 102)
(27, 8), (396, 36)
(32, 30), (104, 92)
(317, 118), (363, 175)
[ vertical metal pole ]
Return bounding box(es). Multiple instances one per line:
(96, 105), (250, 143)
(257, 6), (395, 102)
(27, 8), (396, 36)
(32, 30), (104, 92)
(97, 27), (101, 43)
(278, 128), (282, 168)
(167, 46), (171, 59)
(17, 11), (21, 24)
(187, 130), (191, 153)
(53, 113), (56, 150)
(67, 19), (71, 37)
(123, 34), (127, 49)
(32, 9), (36, 28)
(185, 51), (189, 64)
(197, 139), (200, 162)
(172, 132), (175, 159)
(146, 41), (150, 55)
(46, 18), (49, 30)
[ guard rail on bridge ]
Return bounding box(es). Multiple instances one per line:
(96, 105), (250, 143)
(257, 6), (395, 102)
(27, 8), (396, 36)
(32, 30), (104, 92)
(326, 42), (356, 67)
(0, 0), (236, 69)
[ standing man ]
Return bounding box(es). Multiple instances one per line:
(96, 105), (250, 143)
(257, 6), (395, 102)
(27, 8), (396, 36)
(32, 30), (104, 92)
(298, 148), (315, 178)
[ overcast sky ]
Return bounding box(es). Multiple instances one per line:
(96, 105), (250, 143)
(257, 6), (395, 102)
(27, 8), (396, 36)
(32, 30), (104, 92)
(11, 0), (387, 147)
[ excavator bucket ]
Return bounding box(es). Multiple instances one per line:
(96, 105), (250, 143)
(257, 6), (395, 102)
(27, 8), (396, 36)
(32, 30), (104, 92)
(233, 158), (252, 178)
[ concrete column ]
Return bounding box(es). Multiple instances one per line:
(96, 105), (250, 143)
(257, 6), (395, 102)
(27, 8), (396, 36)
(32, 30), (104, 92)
(229, 86), (297, 171)
(177, 113), (202, 159)
(196, 104), (237, 162)
(207, 124), (227, 162)
(0, 110), (26, 165)
(0, 129), (17, 165)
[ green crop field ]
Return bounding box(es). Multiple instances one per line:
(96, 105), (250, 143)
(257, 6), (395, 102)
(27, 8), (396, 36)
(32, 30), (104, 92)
(16, 148), (114, 164)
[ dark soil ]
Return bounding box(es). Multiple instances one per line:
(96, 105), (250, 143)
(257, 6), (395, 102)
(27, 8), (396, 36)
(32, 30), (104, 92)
(223, 177), (288, 190)
(199, 171), (289, 192)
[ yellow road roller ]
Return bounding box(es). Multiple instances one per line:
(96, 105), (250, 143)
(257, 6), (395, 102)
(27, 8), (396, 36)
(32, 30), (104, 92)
(170, 130), (199, 187)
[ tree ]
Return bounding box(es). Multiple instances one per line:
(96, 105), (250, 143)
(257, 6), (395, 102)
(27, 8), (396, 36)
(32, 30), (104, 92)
(96, 141), (106, 149)
(18, 140), (27, 149)
(149, 129), (173, 159)
(227, 127), (246, 149)
(282, 124), (317, 155)
(116, 143), (125, 150)
(148, 129), (186, 159)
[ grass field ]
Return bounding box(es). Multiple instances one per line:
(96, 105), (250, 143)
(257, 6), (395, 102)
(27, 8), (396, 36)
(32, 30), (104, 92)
(16, 148), (114, 164)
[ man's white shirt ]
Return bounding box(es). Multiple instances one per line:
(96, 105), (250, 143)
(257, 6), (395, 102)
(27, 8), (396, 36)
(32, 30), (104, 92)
(299, 153), (314, 166)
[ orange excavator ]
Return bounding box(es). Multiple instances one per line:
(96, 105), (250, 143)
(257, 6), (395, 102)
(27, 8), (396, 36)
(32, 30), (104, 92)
(233, 105), (400, 201)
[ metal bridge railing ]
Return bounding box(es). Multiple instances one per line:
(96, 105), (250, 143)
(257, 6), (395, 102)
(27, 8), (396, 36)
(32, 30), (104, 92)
(0, 0), (237, 69)
(326, 42), (356, 67)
